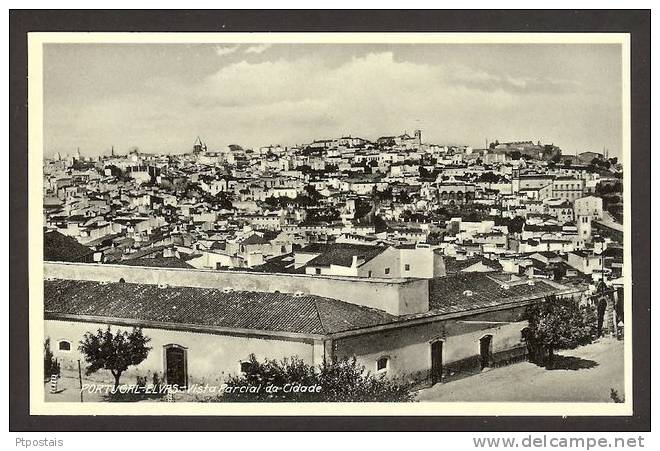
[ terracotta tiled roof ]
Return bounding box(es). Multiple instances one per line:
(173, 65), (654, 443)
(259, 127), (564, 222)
(240, 234), (270, 245)
(443, 257), (502, 274)
(304, 244), (386, 268)
(116, 257), (194, 269)
(44, 279), (395, 336)
(44, 230), (94, 262)
(429, 273), (559, 314)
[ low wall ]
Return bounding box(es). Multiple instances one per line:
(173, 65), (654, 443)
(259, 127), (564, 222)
(44, 262), (430, 316)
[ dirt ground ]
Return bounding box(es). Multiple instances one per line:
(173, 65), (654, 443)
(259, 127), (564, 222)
(416, 337), (625, 402)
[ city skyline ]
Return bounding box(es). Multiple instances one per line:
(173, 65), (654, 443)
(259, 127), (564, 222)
(43, 43), (623, 158)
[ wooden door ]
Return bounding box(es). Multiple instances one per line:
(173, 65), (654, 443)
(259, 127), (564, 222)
(431, 341), (443, 385)
(166, 346), (186, 387)
(479, 335), (492, 369)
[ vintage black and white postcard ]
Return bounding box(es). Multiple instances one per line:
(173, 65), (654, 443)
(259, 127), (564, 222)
(14, 15), (648, 425)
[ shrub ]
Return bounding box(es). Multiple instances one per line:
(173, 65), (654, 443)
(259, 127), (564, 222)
(610, 388), (624, 403)
(214, 354), (416, 403)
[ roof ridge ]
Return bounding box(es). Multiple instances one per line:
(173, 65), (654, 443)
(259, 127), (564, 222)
(312, 297), (328, 334)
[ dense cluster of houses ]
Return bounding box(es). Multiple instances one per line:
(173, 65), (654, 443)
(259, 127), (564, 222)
(42, 132), (625, 392)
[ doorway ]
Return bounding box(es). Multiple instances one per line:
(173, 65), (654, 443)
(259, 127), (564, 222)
(597, 297), (608, 337)
(479, 335), (492, 369)
(165, 345), (187, 388)
(431, 340), (443, 384)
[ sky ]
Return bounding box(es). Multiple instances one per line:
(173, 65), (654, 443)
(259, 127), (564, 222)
(43, 43), (623, 157)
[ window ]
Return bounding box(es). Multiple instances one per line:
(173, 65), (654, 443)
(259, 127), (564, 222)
(315, 268), (322, 275)
(384, 267), (390, 275)
(58, 340), (71, 351)
(376, 357), (389, 373)
(367, 270), (372, 278)
(404, 264), (410, 271)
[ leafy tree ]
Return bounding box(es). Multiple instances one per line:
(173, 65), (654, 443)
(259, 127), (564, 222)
(552, 265), (566, 281)
(209, 193), (233, 210)
(398, 190), (412, 204)
(264, 196), (279, 207)
(508, 216), (526, 234)
(304, 185), (322, 200)
(44, 338), (60, 379)
(478, 172), (501, 184)
(79, 327), (151, 390)
(426, 231), (445, 245)
(216, 354), (416, 402)
(524, 295), (597, 365)
(419, 166), (431, 178)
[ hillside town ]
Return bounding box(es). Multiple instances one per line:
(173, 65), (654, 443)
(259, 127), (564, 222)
(42, 130), (626, 399)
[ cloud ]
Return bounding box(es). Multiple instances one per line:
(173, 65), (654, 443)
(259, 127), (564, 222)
(245, 43), (272, 54)
(43, 47), (621, 156)
(214, 45), (239, 56)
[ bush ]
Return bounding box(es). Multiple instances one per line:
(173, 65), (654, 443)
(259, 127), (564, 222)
(213, 355), (416, 402)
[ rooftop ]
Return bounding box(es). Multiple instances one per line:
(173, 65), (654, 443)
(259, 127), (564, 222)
(304, 243), (386, 268)
(44, 230), (94, 262)
(44, 279), (396, 336)
(428, 273), (561, 315)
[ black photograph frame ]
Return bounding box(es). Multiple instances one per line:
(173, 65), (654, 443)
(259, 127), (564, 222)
(9, 9), (651, 432)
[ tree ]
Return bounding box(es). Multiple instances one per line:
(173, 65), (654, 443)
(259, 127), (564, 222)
(478, 172), (500, 184)
(398, 190), (412, 204)
(215, 354), (416, 402)
(552, 265), (566, 281)
(79, 327), (151, 390)
(524, 295), (597, 365)
(209, 193), (233, 210)
(419, 166), (431, 178)
(508, 216), (526, 234)
(44, 338), (60, 379)
(264, 196), (279, 207)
